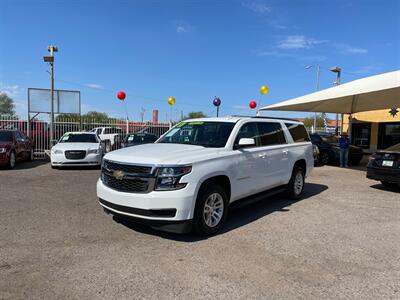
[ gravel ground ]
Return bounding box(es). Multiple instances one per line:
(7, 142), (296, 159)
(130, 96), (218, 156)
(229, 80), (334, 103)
(0, 160), (399, 299)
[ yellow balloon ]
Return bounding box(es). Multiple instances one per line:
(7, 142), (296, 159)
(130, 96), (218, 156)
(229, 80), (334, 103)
(168, 97), (176, 106)
(260, 85), (269, 95)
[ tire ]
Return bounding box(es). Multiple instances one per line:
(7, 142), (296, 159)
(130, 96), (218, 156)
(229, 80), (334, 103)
(320, 152), (330, 165)
(8, 151), (16, 169)
(193, 183), (228, 236)
(28, 149), (34, 161)
(287, 166), (305, 200)
(380, 181), (398, 188)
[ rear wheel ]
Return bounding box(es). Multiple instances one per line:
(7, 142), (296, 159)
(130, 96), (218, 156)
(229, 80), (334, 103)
(287, 166), (305, 200)
(193, 183), (228, 236)
(320, 152), (330, 165)
(8, 151), (16, 169)
(380, 181), (398, 188)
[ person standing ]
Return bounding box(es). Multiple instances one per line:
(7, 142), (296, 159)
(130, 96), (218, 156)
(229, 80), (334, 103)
(339, 132), (350, 167)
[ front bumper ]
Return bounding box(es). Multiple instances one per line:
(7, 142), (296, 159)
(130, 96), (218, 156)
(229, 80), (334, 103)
(97, 179), (196, 222)
(51, 153), (102, 167)
(366, 167), (400, 184)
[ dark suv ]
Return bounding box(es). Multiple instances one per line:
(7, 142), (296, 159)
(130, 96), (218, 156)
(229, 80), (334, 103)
(310, 133), (364, 166)
(0, 130), (34, 169)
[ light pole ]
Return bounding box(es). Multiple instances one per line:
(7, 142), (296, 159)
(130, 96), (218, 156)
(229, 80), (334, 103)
(330, 66), (341, 135)
(305, 65), (320, 132)
(43, 45), (58, 146)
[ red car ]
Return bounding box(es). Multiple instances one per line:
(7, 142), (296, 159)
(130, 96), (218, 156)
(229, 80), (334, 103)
(0, 130), (34, 169)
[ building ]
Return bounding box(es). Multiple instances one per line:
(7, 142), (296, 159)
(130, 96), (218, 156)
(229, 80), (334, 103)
(342, 108), (400, 153)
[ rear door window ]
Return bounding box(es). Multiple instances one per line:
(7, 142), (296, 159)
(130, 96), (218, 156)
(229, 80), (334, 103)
(258, 122), (286, 146)
(285, 123), (311, 142)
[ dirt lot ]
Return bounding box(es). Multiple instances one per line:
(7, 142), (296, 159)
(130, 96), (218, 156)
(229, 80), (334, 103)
(0, 161), (399, 299)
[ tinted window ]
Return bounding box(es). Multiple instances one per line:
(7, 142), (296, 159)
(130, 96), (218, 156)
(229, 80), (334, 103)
(0, 131), (13, 141)
(60, 134), (98, 143)
(258, 122), (286, 146)
(310, 134), (322, 143)
(285, 123), (310, 142)
(15, 131), (24, 141)
(126, 134), (157, 143)
(158, 121), (235, 148)
(234, 122), (260, 147)
(385, 143), (400, 152)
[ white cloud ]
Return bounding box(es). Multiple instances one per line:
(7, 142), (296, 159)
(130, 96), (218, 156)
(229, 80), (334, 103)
(276, 35), (328, 49)
(0, 83), (20, 97)
(175, 22), (193, 34)
(84, 83), (104, 89)
(334, 43), (368, 54)
(242, 1), (271, 14)
(353, 65), (380, 75)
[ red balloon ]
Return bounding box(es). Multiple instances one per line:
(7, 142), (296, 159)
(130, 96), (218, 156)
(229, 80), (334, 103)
(117, 91), (126, 101)
(249, 101), (257, 109)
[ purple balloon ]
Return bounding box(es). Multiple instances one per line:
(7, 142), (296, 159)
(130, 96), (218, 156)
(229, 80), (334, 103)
(213, 97), (221, 107)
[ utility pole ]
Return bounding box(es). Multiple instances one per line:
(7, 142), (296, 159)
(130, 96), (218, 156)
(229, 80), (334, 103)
(43, 45), (58, 147)
(330, 66), (341, 135)
(305, 65), (320, 132)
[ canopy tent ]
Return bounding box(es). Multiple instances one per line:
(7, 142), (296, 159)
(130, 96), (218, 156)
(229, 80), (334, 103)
(260, 70), (400, 114)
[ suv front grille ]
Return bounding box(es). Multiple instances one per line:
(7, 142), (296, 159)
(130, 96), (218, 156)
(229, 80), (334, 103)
(102, 173), (149, 193)
(103, 160), (152, 175)
(65, 150), (86, 160)
(101, 160), (155, 193)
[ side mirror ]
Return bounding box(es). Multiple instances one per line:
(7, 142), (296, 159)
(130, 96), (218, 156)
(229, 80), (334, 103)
(236, 138), (255, 149)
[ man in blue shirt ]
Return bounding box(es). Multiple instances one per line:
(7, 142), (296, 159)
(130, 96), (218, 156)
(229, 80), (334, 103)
(338, 132), (350, 167)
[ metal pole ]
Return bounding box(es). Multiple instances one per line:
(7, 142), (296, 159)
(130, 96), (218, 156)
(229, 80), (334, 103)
(335, 70), (341, 135)
(50, 59), (54, 146)
(314, 65), (321, 132)
(217, 106), (219, 117)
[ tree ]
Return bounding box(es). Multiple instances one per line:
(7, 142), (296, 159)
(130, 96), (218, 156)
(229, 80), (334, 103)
(185, 111), (207, 120)
(0, 93), (15, 115)
(56, 111), (111, 122)
(303, 113), (328, 129)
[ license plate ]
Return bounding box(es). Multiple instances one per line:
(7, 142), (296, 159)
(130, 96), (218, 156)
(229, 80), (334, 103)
(382, 160), (394, 167)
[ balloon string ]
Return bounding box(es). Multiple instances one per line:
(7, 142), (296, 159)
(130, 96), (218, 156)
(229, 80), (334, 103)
(123, 101), (129, 121)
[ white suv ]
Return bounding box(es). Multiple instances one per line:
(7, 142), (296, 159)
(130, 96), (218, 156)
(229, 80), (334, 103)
(97, 116), (314, 235)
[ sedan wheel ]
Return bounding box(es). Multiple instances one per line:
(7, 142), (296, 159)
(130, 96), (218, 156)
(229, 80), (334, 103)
(203, 193), (224, 228)
(8, 151), (16, 169)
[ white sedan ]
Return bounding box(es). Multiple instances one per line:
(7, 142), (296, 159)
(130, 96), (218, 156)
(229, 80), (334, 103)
(51, 132), (103, 168)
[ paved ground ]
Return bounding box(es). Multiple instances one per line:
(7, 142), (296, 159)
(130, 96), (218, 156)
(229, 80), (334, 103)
(1, 160), (399, 299)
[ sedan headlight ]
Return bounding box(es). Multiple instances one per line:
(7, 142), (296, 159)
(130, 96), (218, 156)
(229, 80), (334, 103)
(51, 149), (63, 154)
(87, 148), (100, 155)
(155, 166), (192, 191)
(0, 148), (7, 154)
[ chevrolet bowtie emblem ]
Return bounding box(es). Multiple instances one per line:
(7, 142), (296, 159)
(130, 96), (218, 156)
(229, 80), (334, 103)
(113, 170), (125, 180)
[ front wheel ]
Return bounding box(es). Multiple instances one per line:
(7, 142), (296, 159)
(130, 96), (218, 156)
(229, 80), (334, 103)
(8, 151), (16, 169)
(320, 152), (330, 165)
(287, 166), (305, 200)
(193, 183), (228, 236)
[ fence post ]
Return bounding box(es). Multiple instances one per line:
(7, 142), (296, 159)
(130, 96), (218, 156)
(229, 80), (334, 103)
(126, 118), (129, 134)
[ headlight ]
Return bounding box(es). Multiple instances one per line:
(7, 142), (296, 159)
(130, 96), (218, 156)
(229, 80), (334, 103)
(0, 148), (7, 154)
(155, 166), (192, 191)
(87, 148), (100, 154)
(51, 149), (63, 154)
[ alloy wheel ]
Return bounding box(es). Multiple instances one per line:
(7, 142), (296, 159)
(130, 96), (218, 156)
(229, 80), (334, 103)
(203, 193), (224, 228)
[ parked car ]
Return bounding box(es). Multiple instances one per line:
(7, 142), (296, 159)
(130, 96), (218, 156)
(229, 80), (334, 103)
(367, 143), (400, 188)
(51, 132), (103, 169)
(97, 116), (314, 235)
(121, 133), (158, 148)
(0, 130), (34, 169)
(312, 144), (320, 166)
(310, 133), (364, 165)
(91, 127), (124, 152)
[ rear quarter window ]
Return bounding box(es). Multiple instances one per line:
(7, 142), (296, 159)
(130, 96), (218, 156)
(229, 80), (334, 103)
(285, 123), (311, 143)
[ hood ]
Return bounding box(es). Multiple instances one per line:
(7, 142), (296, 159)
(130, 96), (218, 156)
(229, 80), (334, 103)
(0, 141), (12, 148)
(52, 142), (100, 151)
(104, 143), (224, 165)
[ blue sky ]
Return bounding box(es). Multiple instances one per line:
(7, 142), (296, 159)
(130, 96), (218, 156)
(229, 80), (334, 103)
(1, 0), (399, 121)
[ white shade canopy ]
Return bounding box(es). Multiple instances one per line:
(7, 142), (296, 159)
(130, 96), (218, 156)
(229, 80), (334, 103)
(260, 70), (400, 114)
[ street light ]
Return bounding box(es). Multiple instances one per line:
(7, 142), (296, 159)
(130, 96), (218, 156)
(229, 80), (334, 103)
(305, 65), (320, 132)
(330, 66), (341, 135)
(43, 45), (58, 147)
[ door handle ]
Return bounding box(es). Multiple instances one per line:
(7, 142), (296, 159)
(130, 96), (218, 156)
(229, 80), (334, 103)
(282, 149), (289, 155)
(258, 153), (267, 158)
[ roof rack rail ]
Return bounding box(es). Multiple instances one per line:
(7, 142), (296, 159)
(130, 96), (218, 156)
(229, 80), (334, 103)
(230, 115), (301, 122)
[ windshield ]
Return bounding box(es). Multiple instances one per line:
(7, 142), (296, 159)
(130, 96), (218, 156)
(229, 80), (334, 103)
(385, 143), (400, 152)
(321, 135), (338, 143)
(0, 131), (13, 142)
(59, 133), (98, 143)
(158, 121), (235, 148)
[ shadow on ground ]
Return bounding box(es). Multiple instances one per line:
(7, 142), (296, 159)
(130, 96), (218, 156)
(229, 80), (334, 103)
(370, 183), (400, 193)
(5, 159), (50, 170)
(116, 182), (329, 242)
